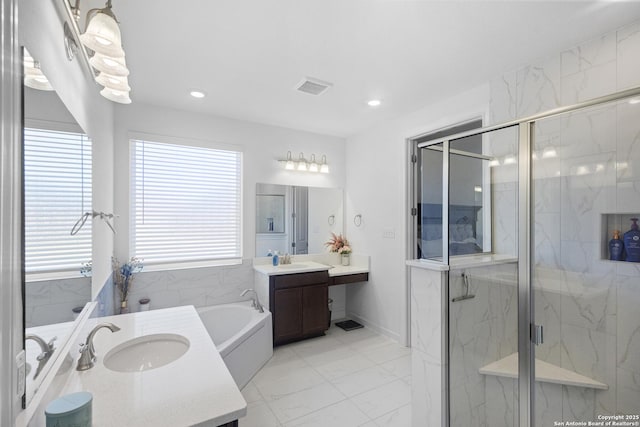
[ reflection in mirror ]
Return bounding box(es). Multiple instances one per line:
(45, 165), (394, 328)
(23, 48), (91, 404)
(255, 183), (343, 256)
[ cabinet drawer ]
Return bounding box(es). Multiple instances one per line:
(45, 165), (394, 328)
(273, 271), (329, 290)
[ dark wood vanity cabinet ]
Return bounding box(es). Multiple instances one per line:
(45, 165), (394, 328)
(270, 271), (329, 346)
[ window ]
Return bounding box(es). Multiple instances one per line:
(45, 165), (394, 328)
(410, 118), (490, 260)
(130, 139), (242, 267)
(24, 127), (92, 276)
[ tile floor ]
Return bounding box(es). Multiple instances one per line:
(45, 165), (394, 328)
(238, 325), (412, 427)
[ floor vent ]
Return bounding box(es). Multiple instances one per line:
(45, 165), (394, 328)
(295, 77), (333, 96)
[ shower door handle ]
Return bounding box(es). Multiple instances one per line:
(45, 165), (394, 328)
(532, 324), (544, 346)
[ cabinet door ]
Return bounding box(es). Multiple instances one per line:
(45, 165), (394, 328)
(302, 284), (328, 336)
(273, 287), (303, 343)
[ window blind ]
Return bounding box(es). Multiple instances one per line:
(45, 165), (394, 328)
(24, 128), (92, 275)
(130, 139), (242, 266)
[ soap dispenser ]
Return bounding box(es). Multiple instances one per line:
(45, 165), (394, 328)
(609, 230), (624, 261)
(272, 250), (279, 266)
(623, 218), (640, 262)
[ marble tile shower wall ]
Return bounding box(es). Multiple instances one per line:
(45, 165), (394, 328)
(122, 259), (256, 312)
(482, 18), (640, 424)
(448, 263), (517, 427)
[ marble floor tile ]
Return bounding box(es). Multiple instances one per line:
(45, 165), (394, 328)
(372, 403), (412, 427)
(350, 379), (412, 419)
(283, 399), (370, 427)
(239, 400), (282, 427)
(267, 382), (346, 424)
(331, 364), (398, 397)
(241, 326), (413, 427)
(314, 353), (376, 381)
(361, 342), (411, 364)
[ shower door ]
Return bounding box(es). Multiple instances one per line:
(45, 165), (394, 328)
(531, 100), (640, 424)
(446, 125), (522, 427)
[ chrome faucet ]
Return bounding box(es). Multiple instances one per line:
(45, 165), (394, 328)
(241, 289), (264, 313)
(25, 334), (56, 379)
(76, 322), (120, 371)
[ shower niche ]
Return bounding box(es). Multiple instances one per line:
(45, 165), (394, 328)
(600, 213), (640, 262)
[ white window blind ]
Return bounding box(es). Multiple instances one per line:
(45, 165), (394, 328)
(130, 139), (242, 267)
(24, 127), (92, 275)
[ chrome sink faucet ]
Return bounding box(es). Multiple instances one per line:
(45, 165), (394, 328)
(25, 334), (56, 379)
(241, 289), (264, 313)
(76, 322), (120, 371)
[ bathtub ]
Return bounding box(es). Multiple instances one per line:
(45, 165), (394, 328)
(197, 301), (272, 389)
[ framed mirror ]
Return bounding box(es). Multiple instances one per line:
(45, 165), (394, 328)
(22, 48), (93, 404)
(255, 183), (343, 256)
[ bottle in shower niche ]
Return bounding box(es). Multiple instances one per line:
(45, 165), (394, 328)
(609, 230), (624, 261)
(623, 218), (640, 262)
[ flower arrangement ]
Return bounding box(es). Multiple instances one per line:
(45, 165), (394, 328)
(112, 256), (143, 313)
(325, 233), (352, 255)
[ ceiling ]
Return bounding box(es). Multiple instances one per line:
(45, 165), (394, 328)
(114, 1), (640, 137)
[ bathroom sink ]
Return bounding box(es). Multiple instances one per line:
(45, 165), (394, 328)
(277, 263), (311, 269)
(103, 333), (190, 373)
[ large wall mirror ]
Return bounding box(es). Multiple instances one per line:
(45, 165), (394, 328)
(255, 183), (344, 256)
(22, 48), (94, 405)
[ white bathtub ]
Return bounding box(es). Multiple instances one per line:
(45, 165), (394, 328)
(197, 302), (272, 389)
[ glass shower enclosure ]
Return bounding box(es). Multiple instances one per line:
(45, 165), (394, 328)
(413, 85), (640, 426)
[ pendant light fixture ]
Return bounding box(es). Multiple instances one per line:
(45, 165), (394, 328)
(71, 0), (132, 104)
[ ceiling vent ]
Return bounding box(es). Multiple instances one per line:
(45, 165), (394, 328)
(295, 77), (333, 96)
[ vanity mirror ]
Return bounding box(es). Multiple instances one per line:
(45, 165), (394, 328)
(22, 49), (93, 405)
(255, 183), (343, 256)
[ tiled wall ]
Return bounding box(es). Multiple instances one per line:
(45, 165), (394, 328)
(475, 18), (640, 425)
(25, 277), (91, 328)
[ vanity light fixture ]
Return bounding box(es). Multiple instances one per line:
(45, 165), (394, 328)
(69, 0), (132, 104)
(284, 151), (295, 170)
(297, 153), (308, 171)
(309, 154), (319, 173)
(320, 155), (329, 174)
(278, 152), (329, 174)
(23, 51), (54, 91)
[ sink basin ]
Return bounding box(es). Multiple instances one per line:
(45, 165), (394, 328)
(104, 333), (190, 373)
(276, 263), (310, 269)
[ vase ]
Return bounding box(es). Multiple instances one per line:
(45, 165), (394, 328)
(120, 300), (129, 314)
(341, 254), (350, 266)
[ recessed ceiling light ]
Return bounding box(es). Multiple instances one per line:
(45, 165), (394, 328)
(367, 99), (381, 107)
(629, 98), (640, 105)
(190, 90), (206, 99)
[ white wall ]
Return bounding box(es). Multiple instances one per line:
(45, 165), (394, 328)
(344, 84), (490, 343)
(113, 102), (345, 261)
(110, 103), (346, 312)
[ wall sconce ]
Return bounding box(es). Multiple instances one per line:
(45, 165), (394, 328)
(23, 50), (54, 91)
(64, 0), (132, 104)
(279, 151), (330, 174)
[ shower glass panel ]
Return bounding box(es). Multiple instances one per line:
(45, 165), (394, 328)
(531, 100), (640, 424)
(447, 125), (519, 427)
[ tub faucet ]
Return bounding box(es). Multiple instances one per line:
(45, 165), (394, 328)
(26, 334), (57, 379)
(241, 289), (264, 313)
(76, 322), (121, 371)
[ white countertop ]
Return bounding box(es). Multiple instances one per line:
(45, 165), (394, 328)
(253, 254), (370, 277)
(47, 306), (246, 427)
